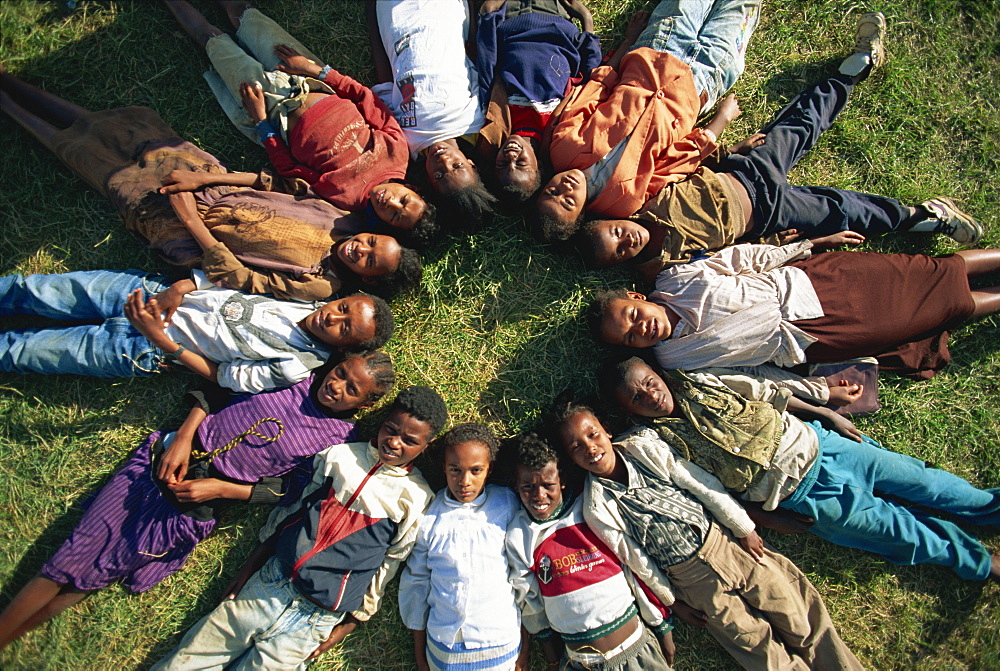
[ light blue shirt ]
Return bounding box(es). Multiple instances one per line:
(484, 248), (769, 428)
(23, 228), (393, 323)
(398, 484), (521, 647)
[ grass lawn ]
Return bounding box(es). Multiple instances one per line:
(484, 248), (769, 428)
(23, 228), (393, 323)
(1, 0), (998, 669)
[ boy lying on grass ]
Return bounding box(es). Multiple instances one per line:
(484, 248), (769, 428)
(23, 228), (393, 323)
(0, 72), (422, 301)
(576, 13), (981, 281)
(602, 356), (1000, 583)
(505, 431), (675, 670)
(0, 269), (393, 393)
(0, 350), (395, 651)
(551, 400), (862, 670)
(163, 0), (438, 247)
(151, 385), (447, 669)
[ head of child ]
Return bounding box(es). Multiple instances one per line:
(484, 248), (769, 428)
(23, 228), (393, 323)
(435, 422), (499, 503)
(299, 293), (394, 350)
(598, 356), (675, 419)
(424, 139), (498, 232)
(495, 134), (543, 205)
(531, 169), (587, 242)
(332, 234), (423, 298)
(578, 219), (650, 268)
(374, 385), (449, 468)
(369, 182), (440, 248)
(509, 431), (566, 521)
(550, 401), (623, 483)
(311, 349), (396, 416)
(587, 288), (672, 348)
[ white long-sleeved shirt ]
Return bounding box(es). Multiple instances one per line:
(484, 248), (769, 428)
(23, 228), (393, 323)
(166, 271), (331, 393)
(651, 241), (823, 370)
(398, 484), (521, 647)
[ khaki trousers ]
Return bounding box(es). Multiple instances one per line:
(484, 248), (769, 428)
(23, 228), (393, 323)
(666, 524), (862, 671)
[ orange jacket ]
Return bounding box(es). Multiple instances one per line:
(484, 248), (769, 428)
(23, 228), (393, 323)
(545, 47), (717, 218)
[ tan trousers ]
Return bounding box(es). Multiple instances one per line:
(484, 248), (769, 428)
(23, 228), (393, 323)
(666, 524), (863, 671)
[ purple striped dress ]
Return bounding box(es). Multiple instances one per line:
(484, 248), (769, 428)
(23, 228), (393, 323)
(41, 375), (356, 593)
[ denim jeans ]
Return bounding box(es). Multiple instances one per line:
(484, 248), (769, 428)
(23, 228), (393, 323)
(631, 0), (762, 113)
(152, 556), (344, 671)
(0, 270), (170, 378)
(781, 421), (1000, 580)
(721, 75), (914, 238)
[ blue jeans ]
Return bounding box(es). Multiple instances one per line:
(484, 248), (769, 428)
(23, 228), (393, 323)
(631, 0), (761, 113)
(722, 75), (914, 238)
(780, 421), (999, 580)
(152, 556), (344, 671)
(0, 270), (171, 378)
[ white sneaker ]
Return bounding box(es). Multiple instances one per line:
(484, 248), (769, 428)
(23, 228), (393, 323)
(921, 197), (983, 244)
(839, 11), (887, 76)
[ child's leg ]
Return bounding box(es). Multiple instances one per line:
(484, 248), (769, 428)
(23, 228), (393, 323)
(954, 249), (1000, 318)
(0, 578), (89, 649)
(0, 89), (60, 149)
(224, 7), (321, 71)
(0, 71), (89, 130)
(0, 270), (164, 321)
(162, 0), (226, 49)
(365, 1), (394, 85)
(774, 184), (919, 238)
(781, 427), (997, 580)
(217, 1), (253, 30)
(630, 0), (761, 112)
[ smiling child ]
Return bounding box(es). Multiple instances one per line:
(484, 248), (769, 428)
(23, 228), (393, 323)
(551, 400), (861, 670)
(151, 385), (447, 669)
(0, 349), (395, 651)
(399, 423), (525, 671)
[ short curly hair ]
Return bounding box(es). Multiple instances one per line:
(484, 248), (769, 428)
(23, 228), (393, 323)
(528, 196), (585, 243)
(405, 199), (441, 249)
(575, 220), (617, 268)
(585, 287), (630, 341)
(345, 293), (394, 352)
(507, 431), (560, 474)
(365, 246), (423, 299)
(497, 170), (543, 208)
(309, 349), (395, 417)
(387, 385), (449, 438)
(436, 422), (500, 462)
(437, 177), (499, 233)
(596, 355), (646, 403)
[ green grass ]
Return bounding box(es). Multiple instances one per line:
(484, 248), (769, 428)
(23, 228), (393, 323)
(1, 0), (999, 669)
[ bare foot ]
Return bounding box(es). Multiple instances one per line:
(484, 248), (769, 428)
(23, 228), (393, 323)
(989, 553), (1000, 583)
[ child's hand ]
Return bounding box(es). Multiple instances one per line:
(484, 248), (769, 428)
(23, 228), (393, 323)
(670, 600), (708, 628)
(658, 631), (676, 665)
(274, 44), (323, 78)
(559, 0), (592, 26)
(728, 132), (766, 155)
(809, 231), (866, 249)
(738, 530), (765, 562)
(309, 614), (359, 659)
(819, 411), (864, 442)
(828, 379), (863, 406)
(167, 478), (225, 503)
(239, 82), (268, 124)
(479, 0), (506, 13)
(715, 94), (742, 125)
(124, 290), (170, 344)
(153, 282), (190, 327)
(160, 169), (207, 194)
(156, 435), (192, 484)
(775, 228), (802, 244)
(748, 506), (814, 534)
(222, 568), (253, 601)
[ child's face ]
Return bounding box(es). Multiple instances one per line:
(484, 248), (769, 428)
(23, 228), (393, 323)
(315, 355), (377, 413)
(375, 408), (434, 467)
(369, 183), (426, 230)
(600, 292), (672, 348)
(495, 135), (540, 192)
(444, 440), (492, 503)
(425, 140), (478, 194)
(558, 410), (617, 479)
(335, 233), (402, 278)
(300, 295), (377, 347)
(588, 220), (650, 267)
(515, 461), (564, 521)
(536, 169), (586, 227)
(614, 359), (675, 418)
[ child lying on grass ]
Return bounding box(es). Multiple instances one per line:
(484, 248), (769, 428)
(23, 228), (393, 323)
(551, 400), (862, 670)
(151, 385), (447, 669)
(0, 72), (422, 301)
(0, 269), (393, 393)
(399, 423), (526, 670)
(602, 356), (1000, 583)
(0, 349), (395, 651)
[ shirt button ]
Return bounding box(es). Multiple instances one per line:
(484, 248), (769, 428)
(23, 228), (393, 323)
(732, 447), (741, 454)
(657, 91), (664, 98)
(701, 425), (709, 432)
(764, 462), (771, 468)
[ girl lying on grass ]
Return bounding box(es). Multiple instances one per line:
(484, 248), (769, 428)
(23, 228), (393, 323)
(0, 72), (422, 302)
(399, 423), (526, 671)
(0, 350), (395, 651)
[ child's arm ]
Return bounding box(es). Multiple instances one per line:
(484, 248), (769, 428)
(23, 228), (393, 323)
(398, 521), (433, 670)
(307, 614), (359, 661)
(786, 396), (864, 442)
(159, 169), (262, 194)
(702, 95), (741, 144)
(411, 630), (430, 671)
(222, 535), (279, 601)
(123, 287), (220, 384)
(604, 10), (648, 70)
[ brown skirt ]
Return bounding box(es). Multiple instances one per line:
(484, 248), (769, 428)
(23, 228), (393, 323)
(48, 107), (226, 266)
(790, 251), (975, 379)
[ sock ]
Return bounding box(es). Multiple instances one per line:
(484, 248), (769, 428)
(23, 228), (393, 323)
(839, 52), (871, 77)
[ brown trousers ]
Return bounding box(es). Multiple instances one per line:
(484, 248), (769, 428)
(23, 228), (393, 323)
(666, 524), (863, 671)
